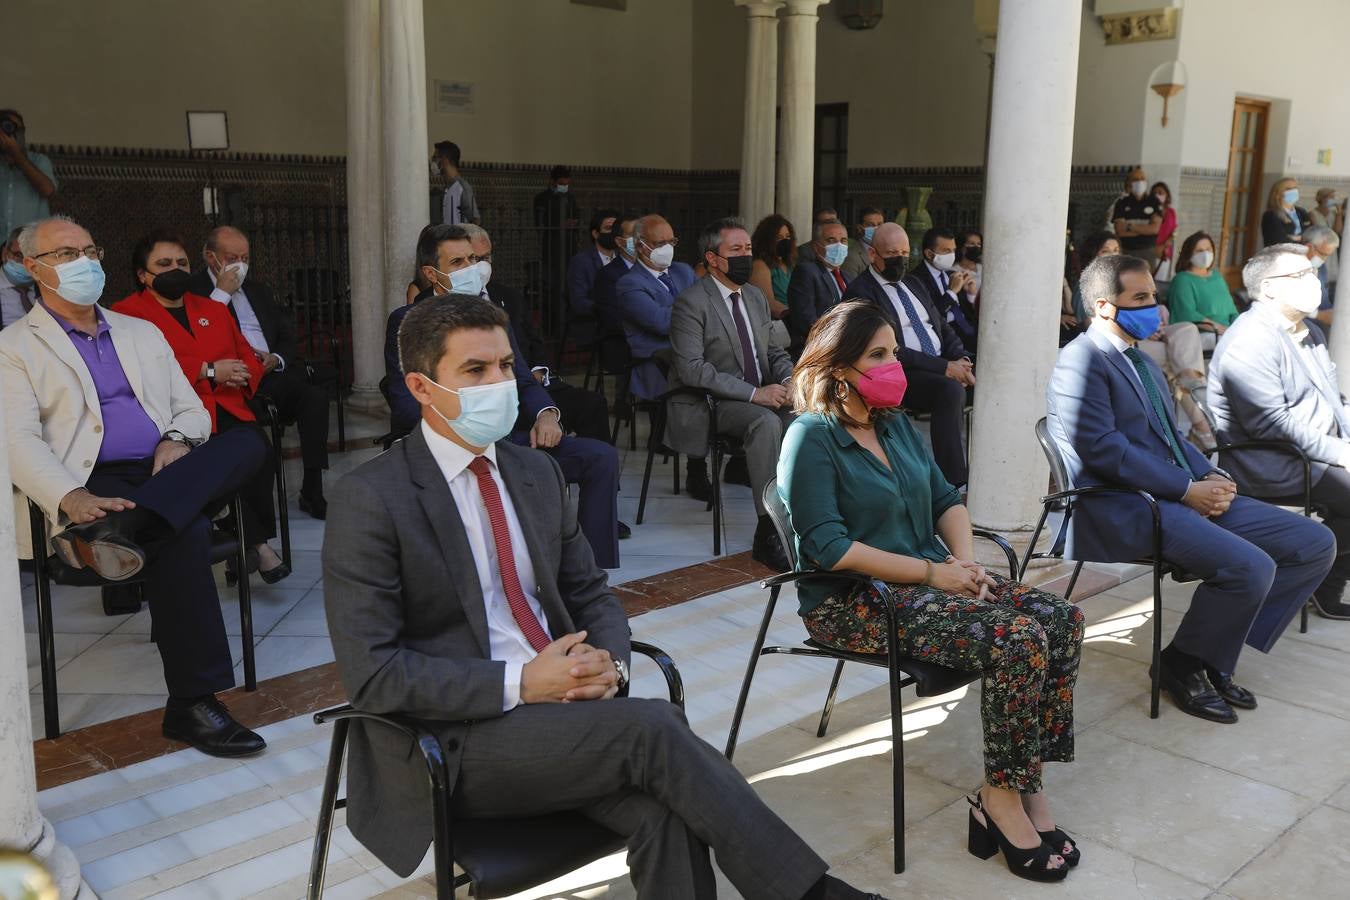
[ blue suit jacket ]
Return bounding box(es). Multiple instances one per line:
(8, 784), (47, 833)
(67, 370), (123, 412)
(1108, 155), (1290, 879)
(566, 247), (610, 317)
(616, 261), (696, 400)
(1045, 327), (1217, 560)
(593, 256), (635, 340)
(786, 259), (842, 352)
(385, 289), (553, 435)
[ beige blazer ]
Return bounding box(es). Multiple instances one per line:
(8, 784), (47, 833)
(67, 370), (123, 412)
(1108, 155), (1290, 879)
(1, 302), (210, 558)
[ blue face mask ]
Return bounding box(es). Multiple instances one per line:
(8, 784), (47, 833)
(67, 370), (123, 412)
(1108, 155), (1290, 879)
(3, 259), (34, 287)
(433, 264), (484, 297)
(623, 236), (636, 256)
(1109, 303), (1161, 341)
(1283, 188), (1300, 206)
(823, 242), (849, 268)
(37, 256), (106, 306)
(425, 376), (519, 447)
(862, 226), (877, 245)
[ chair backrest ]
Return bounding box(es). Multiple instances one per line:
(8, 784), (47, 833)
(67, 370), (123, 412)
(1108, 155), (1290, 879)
(1035, 416), (1072, 496)
(1188, 387), (1220, 435)
(761, 480), (801, 571)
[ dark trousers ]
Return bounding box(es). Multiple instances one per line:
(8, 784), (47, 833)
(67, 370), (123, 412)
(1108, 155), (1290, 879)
(216, 408), (276, 545)
(88, 428), (267, 697)
(1158, 495), (1336, 671)
(453, 698), (828, 899)
(546, 380), (611, 443)
(254, 368), (329, 472)
(901, 368), (968, 486)
(1274, 465), (1350, 605)
(547, 436), (620, 568)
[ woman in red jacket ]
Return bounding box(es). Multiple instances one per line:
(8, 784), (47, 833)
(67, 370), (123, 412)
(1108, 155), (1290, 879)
(118, 230), (289, 584)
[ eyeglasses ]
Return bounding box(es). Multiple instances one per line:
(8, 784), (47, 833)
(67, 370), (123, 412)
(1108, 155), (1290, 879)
(1267, 268), (1319, 282)
(642, 237), (678, 249)
(33, 245), (104, 265)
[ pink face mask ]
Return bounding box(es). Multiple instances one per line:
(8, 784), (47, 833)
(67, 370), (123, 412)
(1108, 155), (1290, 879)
(853, 361), (908, 408)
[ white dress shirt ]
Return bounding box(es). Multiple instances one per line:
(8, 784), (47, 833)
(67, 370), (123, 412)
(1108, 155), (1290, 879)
(709, 275), (762, 398)
(869, 268), (941, 354)
(421, 420), (551, 710)
(596, 247), (614, 268)
(923, 259), (960, 323)
(207, 269), (284, 370)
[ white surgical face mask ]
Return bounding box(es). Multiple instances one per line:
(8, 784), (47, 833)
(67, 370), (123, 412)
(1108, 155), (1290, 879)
(646, 243), (675, 269)
(1131, 180), (1148, 197)
(424, 376), (519, 448)
(1268, 272), (1322, 316)
(1311, 254), (1326, 269)
(1192, 250), (1214, 270)
(555, 184), (569, 194)
(432, 264), (484, 297)
(931, 251), (957, 272)
(476, 259), (493, 286)
(430, 160), (441, 178)
(227, 261), (248, 284)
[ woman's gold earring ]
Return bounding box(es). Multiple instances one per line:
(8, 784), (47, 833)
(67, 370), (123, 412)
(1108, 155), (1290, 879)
(835, 378), (850, 401)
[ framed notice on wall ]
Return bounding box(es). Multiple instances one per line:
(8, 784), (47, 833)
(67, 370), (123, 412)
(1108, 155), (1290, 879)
(434, 80), (474, 114)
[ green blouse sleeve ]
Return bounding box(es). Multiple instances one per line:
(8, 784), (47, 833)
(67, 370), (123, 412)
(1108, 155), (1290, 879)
(779, 418), (852, 572)
(1167, 274), (1204, 324)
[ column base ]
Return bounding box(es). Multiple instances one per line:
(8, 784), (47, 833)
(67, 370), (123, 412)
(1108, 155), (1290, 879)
(26, 817), (91, 899)
(970, 522), (1061, 580)
(344, 383), (390, 415)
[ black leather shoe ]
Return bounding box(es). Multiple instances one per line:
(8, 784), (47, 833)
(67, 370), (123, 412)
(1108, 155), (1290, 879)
(722, 456), (751, 487)
(101, 583), (143, 616)
(816, 874), (890, 900)
(50, 518), (145, 581)
(1311, 592), (1350, 620)
(618, 520), (632, 539)
(298, 491), (327, 520)
(686, 469), (713, 504)
(163, 696), (267, 758)
(259, 562), (291, 585)
(1154, 661), (1238, 723)
(751, 519), (791, 572)
(1206, 667), (1257, 710)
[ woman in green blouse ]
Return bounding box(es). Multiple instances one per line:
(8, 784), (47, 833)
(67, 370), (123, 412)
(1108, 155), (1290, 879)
(1167, 231), (1239, 350)
(778, 301), (1084, 883)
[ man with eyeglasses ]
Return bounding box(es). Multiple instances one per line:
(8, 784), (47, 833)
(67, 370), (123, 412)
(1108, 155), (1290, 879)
(1208, 243), (1350, 621)
(1047, 252), (1335, 724)
(0, 109), (57, 239)
(0, 215), (271, 757)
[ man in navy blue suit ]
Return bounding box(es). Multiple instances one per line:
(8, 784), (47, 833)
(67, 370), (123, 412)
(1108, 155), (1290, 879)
(1047, 253), (1336, 723)
(385, 225), (622, 568)
(786, 218), (850, 356)
(566, 208), (619, 320)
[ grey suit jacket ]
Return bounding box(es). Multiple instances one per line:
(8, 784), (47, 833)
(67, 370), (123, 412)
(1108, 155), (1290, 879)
(322, 427), (630, 876)
(1208, 305), (1350, 496)
(666, 276), (794, 457)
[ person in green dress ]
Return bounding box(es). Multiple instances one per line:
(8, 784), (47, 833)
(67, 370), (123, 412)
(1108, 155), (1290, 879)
(1168, 231), (1239, 351)
(777, 300), (1084, 883)
(750, 213), (796, 349)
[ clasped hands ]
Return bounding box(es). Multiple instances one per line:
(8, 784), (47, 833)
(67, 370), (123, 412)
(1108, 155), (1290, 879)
(926, 556), (995, 601)
(1183, 472), (1237, 518)
(520, 630), (621, 704)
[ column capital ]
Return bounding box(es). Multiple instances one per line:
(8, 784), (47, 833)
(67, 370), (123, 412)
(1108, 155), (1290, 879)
(781, 0), (828, 15)
(734, 0), (785, 19)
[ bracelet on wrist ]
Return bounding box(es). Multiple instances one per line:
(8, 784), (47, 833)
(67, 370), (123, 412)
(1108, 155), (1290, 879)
(921, 560), (933, 586)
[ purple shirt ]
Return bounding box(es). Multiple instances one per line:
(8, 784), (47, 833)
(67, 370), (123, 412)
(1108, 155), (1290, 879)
(45, 303), (163, 463)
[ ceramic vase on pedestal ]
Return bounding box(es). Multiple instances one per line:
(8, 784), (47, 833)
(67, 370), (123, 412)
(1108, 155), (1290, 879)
(896, 186), (933, 264)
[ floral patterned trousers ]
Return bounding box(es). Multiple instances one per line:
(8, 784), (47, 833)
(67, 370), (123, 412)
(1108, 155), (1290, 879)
(803, 573), (1084, 793)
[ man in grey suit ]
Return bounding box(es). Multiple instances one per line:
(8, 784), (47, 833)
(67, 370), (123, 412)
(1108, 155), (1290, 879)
(669, 217), (796, 571)
(323, 294), (883, 899)
(1209, 243), (1350, 619)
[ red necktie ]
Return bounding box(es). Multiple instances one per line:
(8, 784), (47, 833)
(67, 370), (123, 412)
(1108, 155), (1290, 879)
(467, 457), (551, 651)
(832, 268), (847, 296)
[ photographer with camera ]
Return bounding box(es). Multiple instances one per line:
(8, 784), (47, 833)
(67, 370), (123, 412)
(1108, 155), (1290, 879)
(0, 110), (57, 239)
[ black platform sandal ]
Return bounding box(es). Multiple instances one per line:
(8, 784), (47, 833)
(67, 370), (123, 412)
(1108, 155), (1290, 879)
(966, 794), (1069, 882)
(1037, 827), (1080, 867)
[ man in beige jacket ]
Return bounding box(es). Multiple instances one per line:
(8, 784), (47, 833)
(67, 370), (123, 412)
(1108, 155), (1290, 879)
(2, 215), (270, 757)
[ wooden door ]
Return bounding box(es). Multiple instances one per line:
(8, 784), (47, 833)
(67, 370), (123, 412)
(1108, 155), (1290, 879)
(813, 103), (849, 221)
(1218, 98), (1270, 288)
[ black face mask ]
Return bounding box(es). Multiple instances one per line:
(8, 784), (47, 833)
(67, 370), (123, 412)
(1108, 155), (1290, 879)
(150, 268), (193, 300)
(963, 246), (983, 263)
(719, 254), (754, 286)
(775, 238), (793, 261)
(597, 231), (617, 251)
(880, 255), (908, 281)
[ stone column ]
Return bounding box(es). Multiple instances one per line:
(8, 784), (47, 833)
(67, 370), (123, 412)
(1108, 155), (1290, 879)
(0, 404), (89, 897)
(967, 0), (1082, 547)
(736, 0), (784, 227)
(776, 0), (827, 238)
(1330, 256), (1350, 391)
(344, 0), (386, 410)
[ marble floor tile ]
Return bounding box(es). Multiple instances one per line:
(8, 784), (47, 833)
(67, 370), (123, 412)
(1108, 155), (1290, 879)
(266, 588), (331, 638)
(1219, 805), (1350, 899)
(1328, 780), (1350, 814)
(25, 632), (104, 689)
(241, 635), (337, 683)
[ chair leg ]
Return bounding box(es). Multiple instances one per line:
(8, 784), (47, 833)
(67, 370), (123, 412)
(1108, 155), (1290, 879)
(711, 447), (723, 556)
(1064, 560), (1085, 603)
(628, 402), (637, 451)
(306, 718), (349, 900)
(1018, 506), (1052, 581)
(725, 586), (781, 759)
(233, 497), (257, 692)
(335, 390), (346, 452)
(423, 734), (457, 899)
(274, 436), (291, 572)
(1301, 602), (1309, 634)
(637, 435), (659, 527)
(1149, 561), (1163, 719)
(33, 554), (60, 741)
(887, 634), (907, 874)
(816, 660), (846, 738)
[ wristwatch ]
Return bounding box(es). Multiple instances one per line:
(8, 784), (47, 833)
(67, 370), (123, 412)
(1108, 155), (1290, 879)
(613, 657), (629, 690)
(161, 430), (195, 448)
(205, 363), (216, 383)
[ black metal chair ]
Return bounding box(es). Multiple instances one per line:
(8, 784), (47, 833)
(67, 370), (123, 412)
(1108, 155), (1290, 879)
(26, 495), (258, 740)
(306, 641), (684, 899)
(1019, 416), (1312, 719)
(725, 480), (1017, 875)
